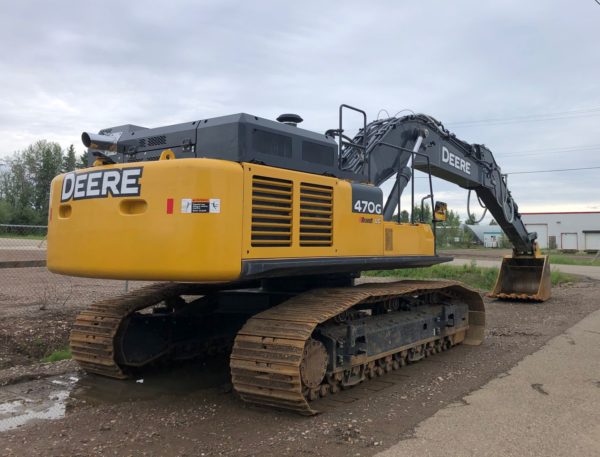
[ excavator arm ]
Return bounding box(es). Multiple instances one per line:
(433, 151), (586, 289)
(339, 111), (551, 300)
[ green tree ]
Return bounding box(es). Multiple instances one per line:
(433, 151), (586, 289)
(0, 199), (12, 223)
(446, 209), (461, 228)
(392, 210), (410, 223)
(26, 141), (63, 221)
(1, 154), (35, 223)
(465, 213), (479, 225)
(412, 203), (432, 223)
(399, 209), (409, 223)
(436, 209), (462, 247)
(63, 144), (77, 172)
(76, 153), (88, 169)
(0, 140), (65, 224)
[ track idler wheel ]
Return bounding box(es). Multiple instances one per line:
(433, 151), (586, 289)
(300, 339), (328, 400)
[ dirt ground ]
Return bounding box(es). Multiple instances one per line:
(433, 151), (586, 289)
(0, 267), (149, 369)
(0, 270), (598, 456)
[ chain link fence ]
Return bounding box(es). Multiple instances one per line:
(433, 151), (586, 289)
(0, 224), (135, 311)
(0, 224), (154, 368)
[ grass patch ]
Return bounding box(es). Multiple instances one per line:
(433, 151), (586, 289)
(0, 233), (46, 240)
(549, 269), (578, 285)
(546, 254), (600, 267)
(364, 262), (577, 291)
(42, 347), (71, 363)
(365, 263), (499, 290)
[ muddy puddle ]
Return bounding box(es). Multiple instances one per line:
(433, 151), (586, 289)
(73, 357), (231, 404)
(0, 357), (231, 432)
(0, 375), (76, 432)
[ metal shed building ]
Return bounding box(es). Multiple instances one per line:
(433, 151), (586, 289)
(462, 224), (504, 247)
(520, 211), (600, 251)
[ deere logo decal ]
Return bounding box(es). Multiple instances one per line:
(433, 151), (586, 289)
(61, 167), (143, 202)
(441, 146), (471, 175)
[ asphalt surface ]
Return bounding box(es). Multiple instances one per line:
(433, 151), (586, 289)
(377, 307), (600, 457)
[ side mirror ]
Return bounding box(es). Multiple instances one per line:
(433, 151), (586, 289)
(434, 201), (448, 222)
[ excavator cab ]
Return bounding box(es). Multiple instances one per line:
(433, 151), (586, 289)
(489, 243), (551, 301)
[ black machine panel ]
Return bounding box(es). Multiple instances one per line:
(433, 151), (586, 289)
(86, 113), (362, 181)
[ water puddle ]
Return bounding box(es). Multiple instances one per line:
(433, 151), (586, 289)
(0, 375), (77, 432)
(0, 357), (231, 432)
(72, 357), (230, 405)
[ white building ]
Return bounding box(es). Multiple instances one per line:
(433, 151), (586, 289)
(520, 211), (600, 251)
(462, 224), (504, 247)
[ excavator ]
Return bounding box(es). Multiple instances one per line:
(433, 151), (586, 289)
(47, 104), (551, 415)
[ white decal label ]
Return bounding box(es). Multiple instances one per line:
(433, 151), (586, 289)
(209, 198), (221, 213)
(442, 147), (471, 175)
(181, 198), (221, 214)
(61, 167), (143, 201)
(353, 200), (382, 215)
(181, 198), (193, 213)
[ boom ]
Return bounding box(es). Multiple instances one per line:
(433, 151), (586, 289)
(340, 113), (536, 255)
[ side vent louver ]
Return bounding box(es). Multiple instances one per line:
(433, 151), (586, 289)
(251, 176), (293, 247)
(300, 183), (333, 247)
(147, 135), (167, 147)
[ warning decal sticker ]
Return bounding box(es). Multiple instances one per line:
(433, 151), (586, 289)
(181, 198), (221, 214)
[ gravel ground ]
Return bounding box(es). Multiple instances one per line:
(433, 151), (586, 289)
(0, 272), (598, 457)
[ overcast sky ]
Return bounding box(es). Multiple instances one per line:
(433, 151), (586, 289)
(1, 0), (599, 220)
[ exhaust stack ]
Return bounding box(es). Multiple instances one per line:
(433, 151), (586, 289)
(81, 132), (120, 153)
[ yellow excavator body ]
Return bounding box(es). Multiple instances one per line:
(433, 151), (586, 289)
(48, 159), (437, 282)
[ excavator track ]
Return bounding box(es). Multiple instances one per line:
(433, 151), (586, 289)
(70, 282), (205, 378)
(230, 280), (485, 415)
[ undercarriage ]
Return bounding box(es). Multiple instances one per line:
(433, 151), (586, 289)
(70, 278), (485, 415)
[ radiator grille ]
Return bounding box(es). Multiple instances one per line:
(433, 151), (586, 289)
(251, 176), (293, 247)
(299, 182), (333, 247)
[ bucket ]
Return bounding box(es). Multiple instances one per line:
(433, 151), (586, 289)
(489, 255), (551, 302)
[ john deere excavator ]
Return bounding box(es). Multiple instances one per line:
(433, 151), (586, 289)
(47, 104), (551, 415)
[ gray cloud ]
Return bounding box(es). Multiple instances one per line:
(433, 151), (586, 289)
(1, 0), (599, 218)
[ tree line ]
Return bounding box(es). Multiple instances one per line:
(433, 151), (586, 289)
(0, 141), (86, 225)
(394, 204), (477, 248)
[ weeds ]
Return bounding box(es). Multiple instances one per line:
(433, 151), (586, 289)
(364, 262), (577, 291)
(546, 254), (600, 267)
(549, 269), (578, 284)
(42, 347), (72, 363)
